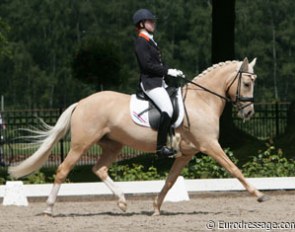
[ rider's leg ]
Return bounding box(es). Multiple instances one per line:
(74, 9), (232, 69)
(142, 86), (175, 158)
(156, 112), (175, 157)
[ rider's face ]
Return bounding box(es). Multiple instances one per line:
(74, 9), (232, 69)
(144, 20), (156, 33)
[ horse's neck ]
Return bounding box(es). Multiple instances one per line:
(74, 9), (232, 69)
(184, 63), (236, 116)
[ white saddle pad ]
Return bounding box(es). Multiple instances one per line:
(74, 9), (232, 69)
(130, 88), (184, 128)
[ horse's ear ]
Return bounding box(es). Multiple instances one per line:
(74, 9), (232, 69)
(240, 57), (249, 72)
(250, 57), (257, 68)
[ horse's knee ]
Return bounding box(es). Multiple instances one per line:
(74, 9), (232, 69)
(92, 165), (109, 180)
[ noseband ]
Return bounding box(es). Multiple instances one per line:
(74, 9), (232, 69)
(225, 71), (255, 110)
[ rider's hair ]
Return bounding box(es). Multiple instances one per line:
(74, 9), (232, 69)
(135, 21), (145, 32)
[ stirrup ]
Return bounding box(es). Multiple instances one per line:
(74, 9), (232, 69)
(156, 146), (176, 159)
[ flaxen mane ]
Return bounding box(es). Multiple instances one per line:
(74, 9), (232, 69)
(193, 60), (239, 81)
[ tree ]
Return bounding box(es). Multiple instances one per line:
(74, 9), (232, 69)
(1, 0), (295, 108)
(211, 0), (235, 64)
(235, 0), (295, 101)
(72, 38), (122, 91)
(0, 17), (10, 58)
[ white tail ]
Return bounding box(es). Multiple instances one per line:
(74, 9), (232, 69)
(9, 103), (78, 179)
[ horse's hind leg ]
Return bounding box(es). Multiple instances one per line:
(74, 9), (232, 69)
(43, 146), (87, 215)
(153, 154), (192, 216)
(92, 139), (126, 211)
(153, 140), (197, 215)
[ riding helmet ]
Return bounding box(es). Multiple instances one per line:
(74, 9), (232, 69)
(133, 9), (156, 25)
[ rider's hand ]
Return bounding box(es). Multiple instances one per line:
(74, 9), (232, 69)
(167, 69), (185, 78)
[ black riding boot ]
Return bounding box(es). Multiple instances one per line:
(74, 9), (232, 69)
(156, 112), (176, 158)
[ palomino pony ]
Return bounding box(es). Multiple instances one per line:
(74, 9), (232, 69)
(9, 58), (268, 216)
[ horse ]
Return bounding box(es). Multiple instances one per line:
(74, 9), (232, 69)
(9, 57), (269, 216)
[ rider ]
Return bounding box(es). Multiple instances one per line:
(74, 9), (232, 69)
(133, 9), (184, 158)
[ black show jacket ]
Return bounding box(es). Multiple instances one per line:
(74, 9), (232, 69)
(134, 33), (169, 90)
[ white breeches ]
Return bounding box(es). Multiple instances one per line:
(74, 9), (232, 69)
(141, 82), (173, 117)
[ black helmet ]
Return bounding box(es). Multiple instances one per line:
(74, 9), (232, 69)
(133, 9), (156, 26)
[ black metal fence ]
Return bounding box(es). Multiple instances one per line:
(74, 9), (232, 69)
(0, 109), (145, 167)
(0, 102), (291, 167)
(233, 102), (290, 140)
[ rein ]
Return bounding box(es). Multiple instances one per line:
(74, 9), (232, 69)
(182, 76), (230, 102)
(181, 70), (255, 110)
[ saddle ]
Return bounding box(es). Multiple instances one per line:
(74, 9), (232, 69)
(130, 87), (184, 130)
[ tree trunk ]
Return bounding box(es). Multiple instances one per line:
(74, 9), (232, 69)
(212, 0), (235, 64)
(272, 22), (278, 100)
(212, 0), (236, 147)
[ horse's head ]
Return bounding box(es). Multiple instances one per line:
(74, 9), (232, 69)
(226, 57), (257, 120)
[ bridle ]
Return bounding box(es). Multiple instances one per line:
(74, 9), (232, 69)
(182, 70), (256, 111)
(225, 70), (255, 110)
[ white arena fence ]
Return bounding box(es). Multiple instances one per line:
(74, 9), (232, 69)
(1, 177), (295, 206)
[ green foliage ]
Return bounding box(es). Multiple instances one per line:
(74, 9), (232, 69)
(3, 0), (295, 108)
(0, 146), (295, 184)
(22, 171), (47, 184)
(236, 0), (295, 101)
(242, 146), (295, 177)
(0, 176), (5, 185)
(109, 163), (164, 181)
(0, 17), (11, 58)
(109, 146), (294, 181)
(107, 146), (295, 181)
(0, 168), (9, 185)
(72, 38), (123, 91)
(181, 148), (239, 178)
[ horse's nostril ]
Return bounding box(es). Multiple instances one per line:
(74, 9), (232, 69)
(246, 110), (253, 117)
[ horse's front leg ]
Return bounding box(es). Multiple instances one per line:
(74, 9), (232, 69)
(153, 140), (196, 216)
(202, 140), (269, 202)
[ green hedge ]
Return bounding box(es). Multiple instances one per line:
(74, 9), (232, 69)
(242, 146), (295, 177)
(0, 145), (294, 184)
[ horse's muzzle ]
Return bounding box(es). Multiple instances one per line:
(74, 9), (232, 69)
(238, 104), (254, 121)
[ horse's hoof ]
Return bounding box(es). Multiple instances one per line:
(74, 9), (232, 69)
(152, 203), (161, 216)
(257, 194), (270, 203)
(152, 211), (160, 216)
(117, 201), (127, 212)
(42, 210), (53, 217)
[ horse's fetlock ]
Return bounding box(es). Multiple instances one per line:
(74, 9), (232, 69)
(94, 167), (108, 180)
(165, 181), (174, 189)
